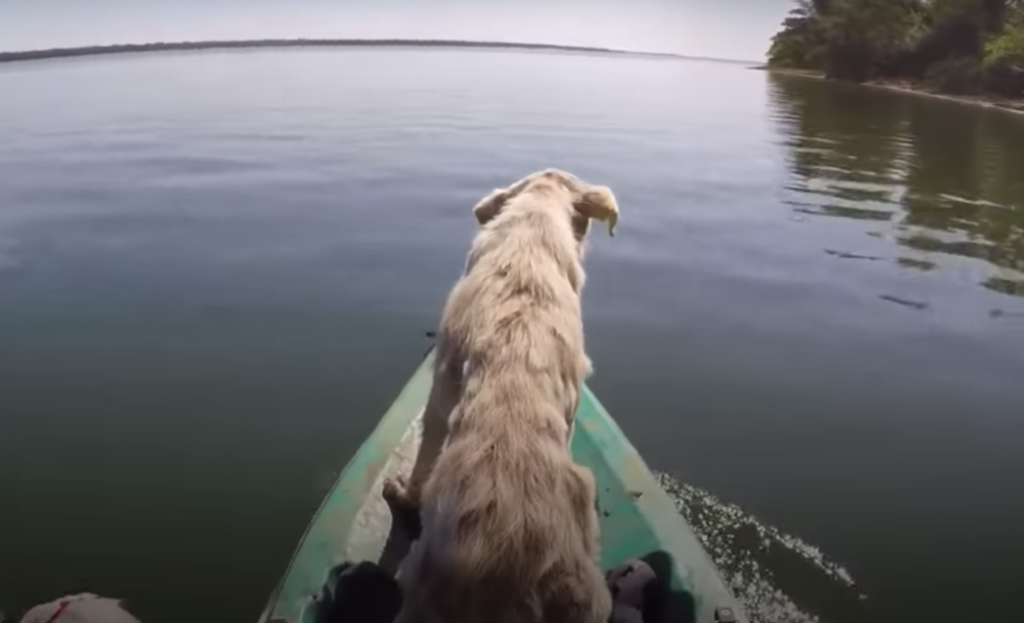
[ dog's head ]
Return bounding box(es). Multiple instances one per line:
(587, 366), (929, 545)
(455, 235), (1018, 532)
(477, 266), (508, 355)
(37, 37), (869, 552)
(472, 169), (619, 241)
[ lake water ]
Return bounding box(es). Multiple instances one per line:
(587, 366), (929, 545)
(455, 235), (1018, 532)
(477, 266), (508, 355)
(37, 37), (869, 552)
(0, 48), (1022, 623)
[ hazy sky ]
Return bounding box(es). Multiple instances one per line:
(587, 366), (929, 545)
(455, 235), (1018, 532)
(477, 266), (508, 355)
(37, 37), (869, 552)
(0, 0), (793, 61)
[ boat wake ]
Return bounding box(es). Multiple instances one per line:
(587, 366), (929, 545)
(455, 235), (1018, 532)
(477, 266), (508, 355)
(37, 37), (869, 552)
(655, 472), (867, 623)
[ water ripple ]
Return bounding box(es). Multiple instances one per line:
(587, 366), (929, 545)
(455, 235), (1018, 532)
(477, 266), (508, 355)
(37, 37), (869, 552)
(769, 74), (1024, 300)
(657, 473), (867, 623)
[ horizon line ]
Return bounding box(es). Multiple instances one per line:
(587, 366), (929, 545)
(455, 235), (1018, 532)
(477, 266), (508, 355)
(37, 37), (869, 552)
(0, 38), (755, 66)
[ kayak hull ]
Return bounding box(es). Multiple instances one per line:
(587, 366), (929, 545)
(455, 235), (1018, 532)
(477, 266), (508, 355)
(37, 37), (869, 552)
(258, 350), (746, 623)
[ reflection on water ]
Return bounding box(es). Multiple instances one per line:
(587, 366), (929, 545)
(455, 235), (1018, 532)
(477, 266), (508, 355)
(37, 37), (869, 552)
(770, 75), (1024, 299)
(1, 53), (1022, 623)
(657, 473), (866, 623)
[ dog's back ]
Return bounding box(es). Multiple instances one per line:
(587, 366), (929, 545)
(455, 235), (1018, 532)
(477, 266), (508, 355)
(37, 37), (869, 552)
(390, 171), (620, 623)
(396, 392), (605, 623)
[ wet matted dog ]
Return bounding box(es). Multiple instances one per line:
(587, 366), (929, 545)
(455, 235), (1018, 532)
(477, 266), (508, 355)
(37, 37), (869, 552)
(383, 169), (620, 623)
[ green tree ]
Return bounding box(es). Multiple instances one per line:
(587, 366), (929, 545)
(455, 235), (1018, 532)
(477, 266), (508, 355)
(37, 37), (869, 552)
(982, 2), (1024, 94)
(768, 0), (827, 69)
(767, 0), (1024, 97)
(818, 0), (919, 81)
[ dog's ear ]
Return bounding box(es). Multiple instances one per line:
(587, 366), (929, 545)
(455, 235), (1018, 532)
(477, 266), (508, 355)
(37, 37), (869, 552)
(472, 173), (540, 225)
(573, 185), (619, 237)
(472, 188), (509, 225)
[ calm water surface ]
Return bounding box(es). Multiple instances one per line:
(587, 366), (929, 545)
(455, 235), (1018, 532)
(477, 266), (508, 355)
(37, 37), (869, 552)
(0, 49), (1022, 623)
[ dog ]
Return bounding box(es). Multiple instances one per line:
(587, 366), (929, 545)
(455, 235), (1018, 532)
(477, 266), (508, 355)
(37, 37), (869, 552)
(382, 169), (620, 623)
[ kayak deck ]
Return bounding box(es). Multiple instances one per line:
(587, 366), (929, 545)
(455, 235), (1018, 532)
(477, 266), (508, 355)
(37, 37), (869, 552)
(258, 350), (747, 623)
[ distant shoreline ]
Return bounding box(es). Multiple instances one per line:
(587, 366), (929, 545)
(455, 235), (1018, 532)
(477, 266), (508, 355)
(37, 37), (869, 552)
(752, 65), (1024, 116)
(0, 39), (705, 65)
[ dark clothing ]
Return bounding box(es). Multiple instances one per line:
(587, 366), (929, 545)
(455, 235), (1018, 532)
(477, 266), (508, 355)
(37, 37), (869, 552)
(9, 559), (659, 623)
(318, 558), (661, 623)
(605, 559), (660, 623)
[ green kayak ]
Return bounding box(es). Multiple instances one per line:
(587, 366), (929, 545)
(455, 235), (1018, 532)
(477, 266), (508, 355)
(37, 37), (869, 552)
(258, 349), (747, 623)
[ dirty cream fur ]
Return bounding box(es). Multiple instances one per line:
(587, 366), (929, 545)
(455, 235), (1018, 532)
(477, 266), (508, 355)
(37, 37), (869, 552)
(384, 169), (620, 623)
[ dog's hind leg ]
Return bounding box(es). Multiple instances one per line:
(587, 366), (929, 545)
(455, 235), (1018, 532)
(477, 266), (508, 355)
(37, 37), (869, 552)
(545, 463), (612, 623)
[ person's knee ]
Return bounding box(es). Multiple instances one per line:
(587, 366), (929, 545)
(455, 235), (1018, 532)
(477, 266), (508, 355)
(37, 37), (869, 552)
(17, 594), (142, 623)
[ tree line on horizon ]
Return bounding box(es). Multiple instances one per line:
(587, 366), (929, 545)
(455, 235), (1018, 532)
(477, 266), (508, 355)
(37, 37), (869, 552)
(0, 39), (634, 65)
(768, 0), (1024, 97)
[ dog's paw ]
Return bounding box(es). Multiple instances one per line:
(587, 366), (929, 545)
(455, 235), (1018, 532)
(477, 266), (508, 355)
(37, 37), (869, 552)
(382, 475), (409, 503)
(383, 475), (420, 513)
(382, 475), (423, 541)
